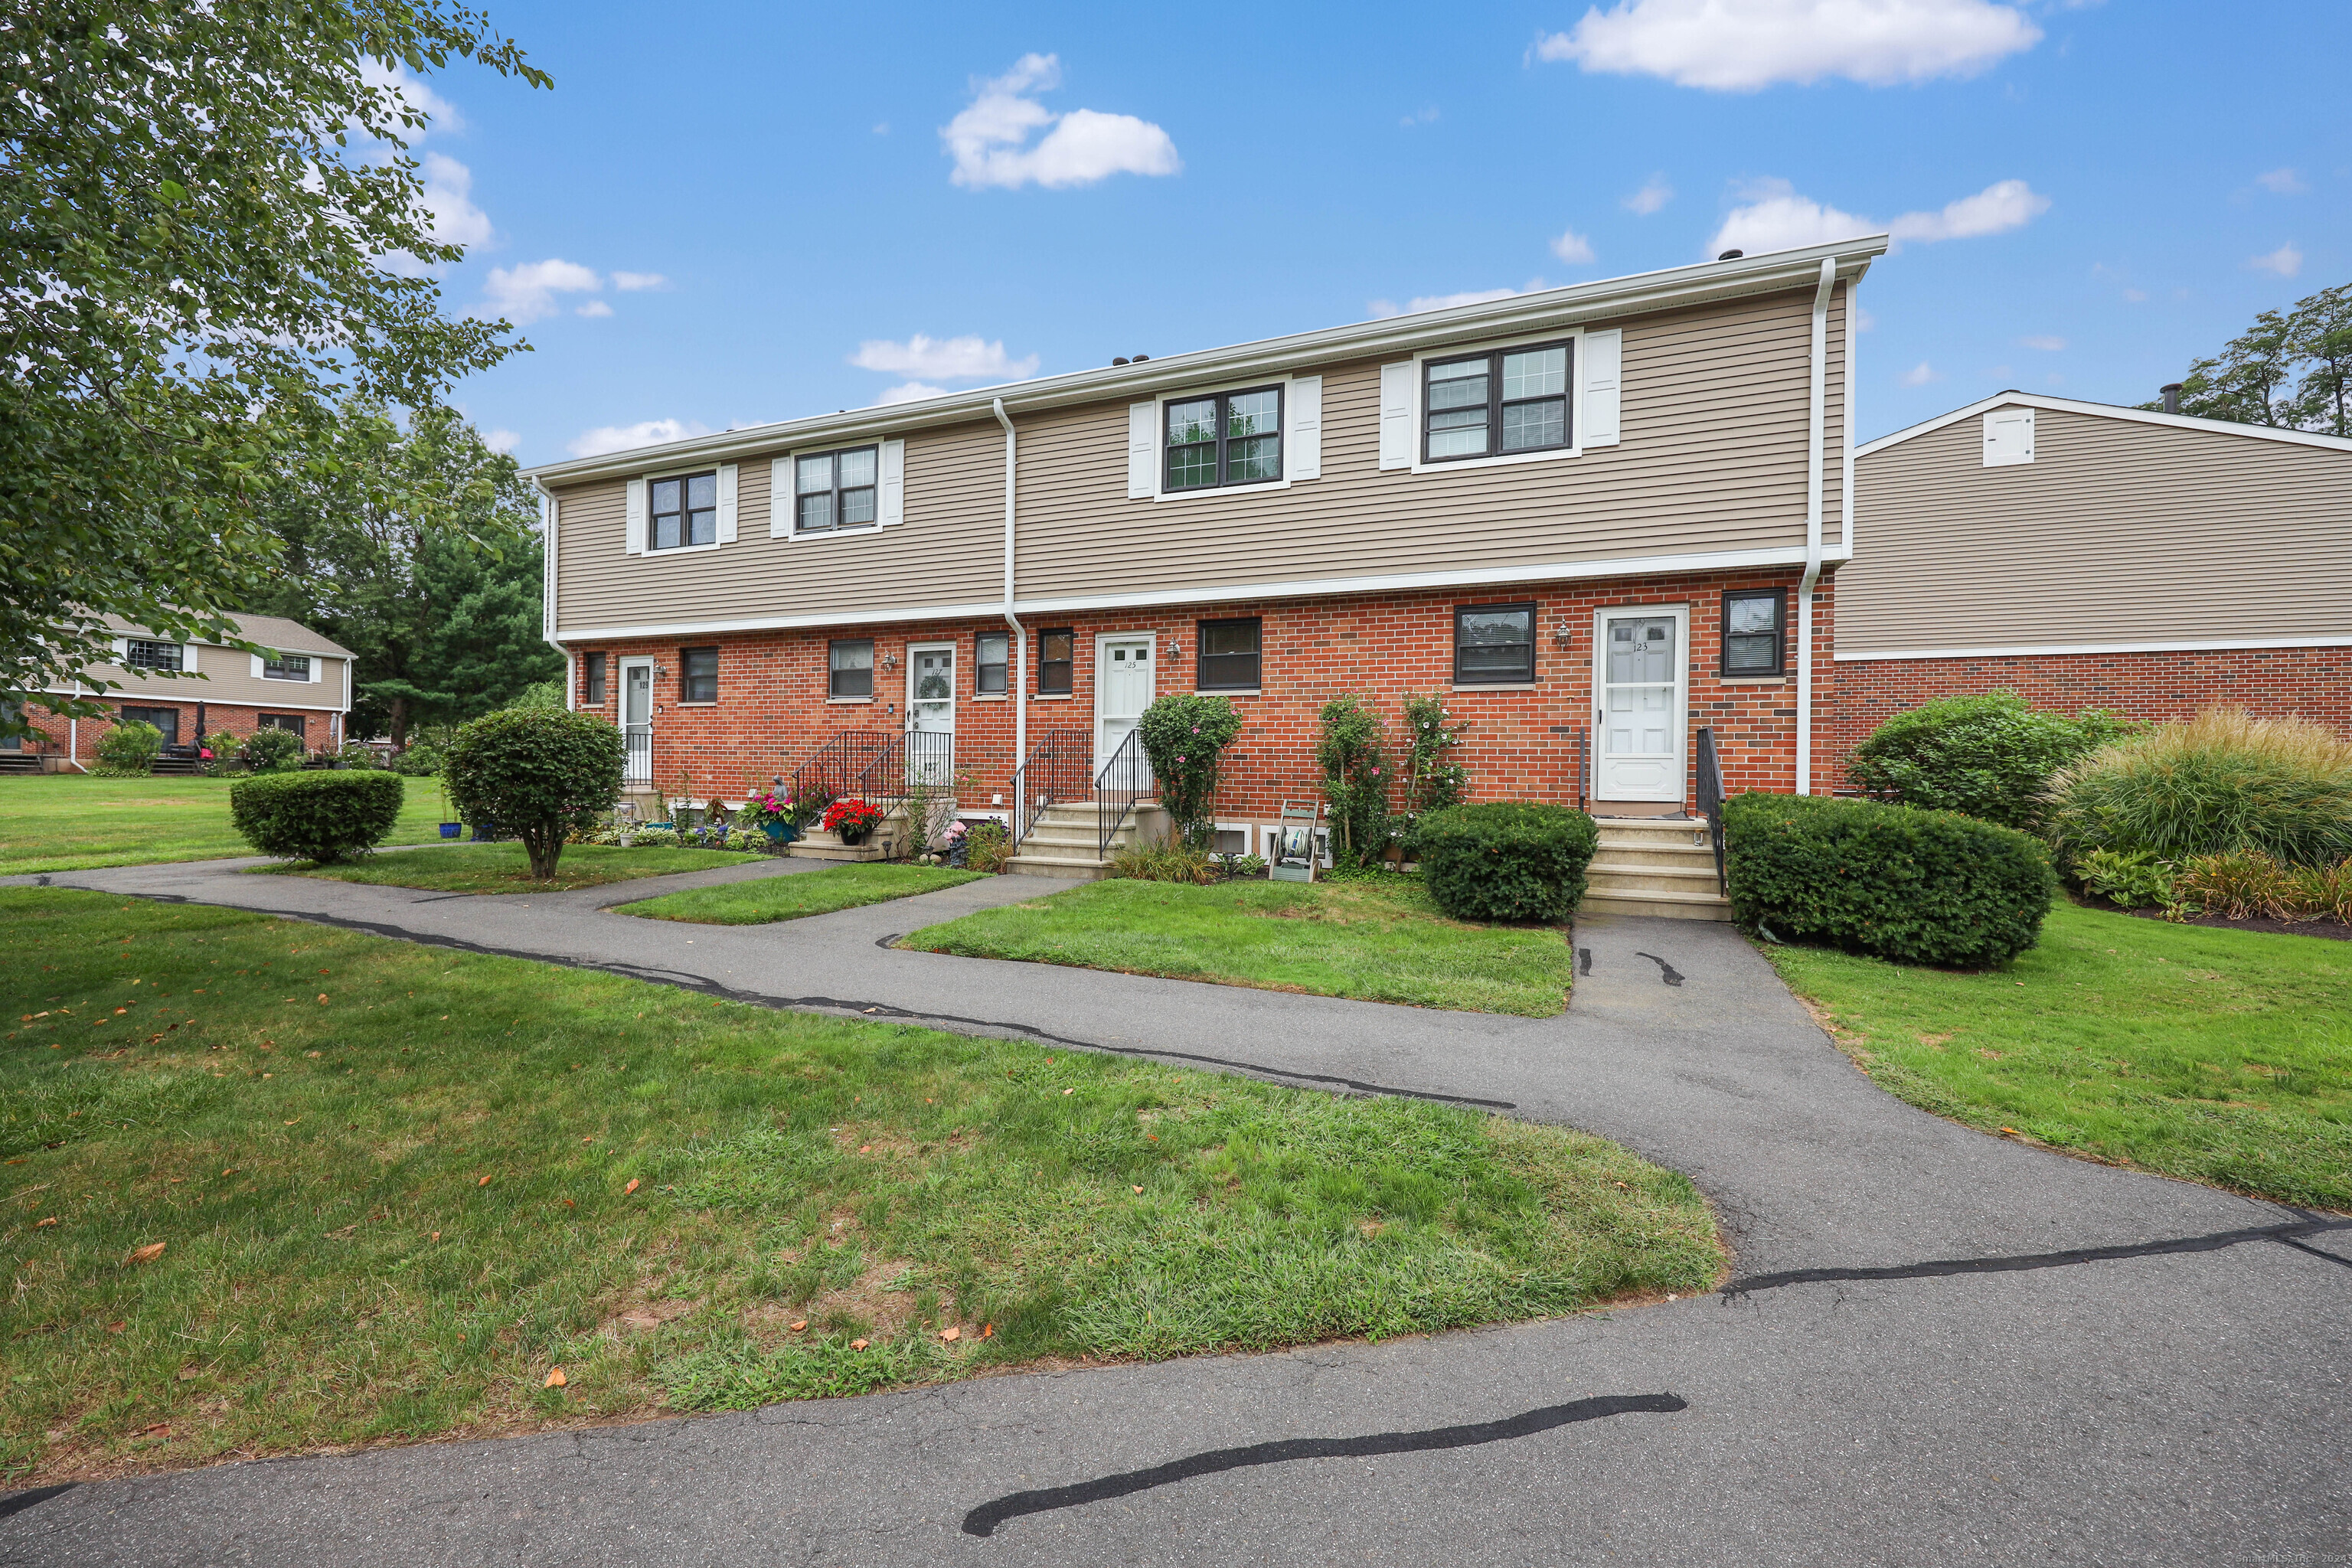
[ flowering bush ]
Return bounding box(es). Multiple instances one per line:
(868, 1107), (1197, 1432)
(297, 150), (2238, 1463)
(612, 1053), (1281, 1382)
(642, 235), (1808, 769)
(1317, 695), (1390, 870)
(737, 786), (796, 830)
(822, 797), (883, 838)
(1138, 694), (1243, 848)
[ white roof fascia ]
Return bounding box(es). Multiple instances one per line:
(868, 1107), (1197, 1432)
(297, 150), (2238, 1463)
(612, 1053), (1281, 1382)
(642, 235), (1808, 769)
(527, 238), (1886, 487)
(1857, 391), (2352, 459)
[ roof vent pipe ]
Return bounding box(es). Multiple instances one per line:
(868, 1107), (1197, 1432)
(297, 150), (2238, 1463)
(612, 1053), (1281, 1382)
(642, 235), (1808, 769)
(2161, 382), (2183, 416)
(1717, 250), (1743, 260)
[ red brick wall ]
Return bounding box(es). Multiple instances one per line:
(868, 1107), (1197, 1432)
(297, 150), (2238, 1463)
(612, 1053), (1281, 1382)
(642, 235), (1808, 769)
(15, 700), (339, 765)
(573, 565), (1818, 820)
(1819, 643), (2352, 790)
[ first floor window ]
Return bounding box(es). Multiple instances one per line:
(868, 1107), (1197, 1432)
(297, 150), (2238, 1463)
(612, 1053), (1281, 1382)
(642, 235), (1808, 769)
(123, 639), (181, 672)
(680, 646), (718, 703)
(975, 632), (1009, 694)
(651, 471), (718, 549)
(1164, 385), (1283, 492)
(1195, 616), (1263, 691)
(829, 639), (874, 699)
(583, 652), (608, 705)
(261, 652), (311, 681)
(795, 446), (878, 534)
(1423, 341), (1572, 462)
(119, 705), (181, 745)
(1454, 603), (1537, 684)
(1037, 629), (1074, 694)
(1722, 588), (1787, 676)
(256, 713), (306, 737)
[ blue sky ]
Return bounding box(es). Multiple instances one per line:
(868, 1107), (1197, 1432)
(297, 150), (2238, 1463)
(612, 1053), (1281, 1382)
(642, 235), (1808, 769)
(403, 1), (2352, 462)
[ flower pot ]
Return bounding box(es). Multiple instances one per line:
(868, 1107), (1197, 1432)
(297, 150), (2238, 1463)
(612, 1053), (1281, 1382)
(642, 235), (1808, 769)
(762, 821), (799, 844)
(838, 825), (870, 847)
(439, 822), (462, 839)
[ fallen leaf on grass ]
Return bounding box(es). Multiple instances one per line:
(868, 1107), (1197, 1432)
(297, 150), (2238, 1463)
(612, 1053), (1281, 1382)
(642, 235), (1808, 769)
(624, 1178), (640, 1195)
(981, 1324), (993, 1338)
(850, 1338), (869, 1351)
(139, 1423), (169, 1438)
(789, 1321), (808, 1332)
(939, 1327), (960, 1342)
(544, 1367), (567, 1388)
(477, 1174), (492, 1187)
(125, 1243), (165, 1266)
(283, 1119), (300, 1126)
(106, 1321), (126, 1334)
(1132, 1186), (1144, 1194)
(34, 1217), (56, 1229)
(316, 995), (328, 1004)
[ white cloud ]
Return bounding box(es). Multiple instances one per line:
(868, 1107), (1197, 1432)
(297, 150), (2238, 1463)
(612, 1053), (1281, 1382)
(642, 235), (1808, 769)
(2123, 288), (2149, 303)
(1537, 0), (2042, 91)
(576, 299), (614, 318)
(850, 333), (1040, 381)
(2255, 167), (2306, 195)
(612, 271), (670, 292)
(943, 54), (1181, 190)
(1400, 106), (1441, 127)
(479, 259), (603, 325)
(482, 428), (521, 454)
(2249, 242), (2303, 277)
(566, 418), (711, 459)
(1368, 286), (1527, 320)
(874, 122), (890, 136)
(1550, 228), (1597, 265)
(1900, 361), (1940, 386)
(418, 152), (492, 248)
(2019, 334), (2065, 351)
(359, 58), (463, 134)
(1623, 175), (1674, 214)
(875, 381), (952, 406)
(1707, 175), (2047, 256)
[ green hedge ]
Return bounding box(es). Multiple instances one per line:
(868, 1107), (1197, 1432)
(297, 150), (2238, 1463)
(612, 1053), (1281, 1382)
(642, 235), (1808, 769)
(1722, 793), (2053, 969)
(1415, 802), (1598, 923)
(230, 771), (404, 864)
(239, 727), (305, 773)
(1847, 691), (2133, 830)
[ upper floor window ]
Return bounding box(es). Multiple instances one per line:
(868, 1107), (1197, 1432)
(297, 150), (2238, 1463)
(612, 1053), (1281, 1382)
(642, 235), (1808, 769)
(124, 639), (181, 672)
(828, 639), (873, 700)
(652, 472), (718, 549)
(975, 632), (1009, 694)
(1454, 603), (1536, 684)
(1037, 629), (1074, 695)
(795, 446), (878, 534)
(1165, 386), (1282, 492)
(1196, 617), (1262, 691)
(680, 646), (718, 704)
(1424, 341), (1572, 462)
(261, 653), (312, 681)
(1721, 589), (1787, 677)
(583, 652), (608, 706)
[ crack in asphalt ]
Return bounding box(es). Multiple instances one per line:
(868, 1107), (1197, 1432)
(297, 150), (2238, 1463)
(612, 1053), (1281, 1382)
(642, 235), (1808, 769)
(959, 1393), (1687, 1537)
(1633, 952), (1685, 987)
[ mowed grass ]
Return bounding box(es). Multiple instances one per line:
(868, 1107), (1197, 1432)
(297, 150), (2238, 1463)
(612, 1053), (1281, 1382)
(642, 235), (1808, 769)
(618, 862), (985, 924)
(1762, 900), (2352, 1209)
(0, 773), (445, 874)
(0, 888), (1720, 1482)
(904, 875), (1576, 1016)
(259, 842), (743, 893)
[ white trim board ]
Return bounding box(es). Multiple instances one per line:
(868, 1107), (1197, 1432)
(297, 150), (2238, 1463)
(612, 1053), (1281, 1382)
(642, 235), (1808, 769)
(1857, 391), (2352, 459)
(1839, 634), (2352, 662)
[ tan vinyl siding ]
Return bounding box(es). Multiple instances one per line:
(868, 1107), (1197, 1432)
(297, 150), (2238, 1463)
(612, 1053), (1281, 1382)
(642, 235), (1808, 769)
(554, 421), (1007, 634)
(76, 651), (350, 710)
(1844, 404), (2352, 655)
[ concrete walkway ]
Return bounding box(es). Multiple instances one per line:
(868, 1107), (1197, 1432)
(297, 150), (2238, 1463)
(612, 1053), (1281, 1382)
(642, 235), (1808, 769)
(2, 855), (2346, 1566)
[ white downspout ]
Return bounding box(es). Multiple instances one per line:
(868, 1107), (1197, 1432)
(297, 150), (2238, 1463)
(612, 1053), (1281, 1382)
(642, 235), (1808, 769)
(68, 682), (79, 770)
(1796, 256), (1836, 796)
(992, 397), (1025, 798)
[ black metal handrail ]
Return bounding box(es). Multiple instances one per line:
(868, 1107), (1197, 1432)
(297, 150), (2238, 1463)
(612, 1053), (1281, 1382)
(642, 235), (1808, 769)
(1694, 724), (1727, 896)
(622, 724), (653, 786)
(1008, 729), (1091, 846)
(1094, 727), (1156, 855)
(789, 730), (891, 812)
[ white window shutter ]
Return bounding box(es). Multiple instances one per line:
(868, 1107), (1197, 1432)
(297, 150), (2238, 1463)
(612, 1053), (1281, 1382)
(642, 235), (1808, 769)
(624, 478), (648, 554)
(1289, 376), (1322, 480)
(1377, 362), (1414, 469)
(1580, 328), (1622, 448)
(1127, 401), (1158, 498)
(714, 463), (738, 543)
(181, 642), (198, 674)
(770, 457), (793, 537)
(879, 438), (906, 526)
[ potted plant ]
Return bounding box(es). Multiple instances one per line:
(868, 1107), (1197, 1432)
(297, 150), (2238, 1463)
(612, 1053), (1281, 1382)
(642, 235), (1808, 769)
(822, 796), (883, 846)
(739, 785), (801, 844)
(438, 776), (463, 839)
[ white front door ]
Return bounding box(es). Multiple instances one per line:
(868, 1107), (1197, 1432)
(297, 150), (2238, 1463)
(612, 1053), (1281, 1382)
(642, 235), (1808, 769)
(906, 642), (955, 785)
(619, 658), (654, 784)
(1094, 636), (1154, 770)
(1593, 608), (1686, 802)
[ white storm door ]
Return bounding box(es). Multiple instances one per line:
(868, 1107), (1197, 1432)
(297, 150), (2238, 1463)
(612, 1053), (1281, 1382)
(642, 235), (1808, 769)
(1594, 609), (1685, 802)
(1094, 636), (1154, 771)
(619, 658), (655, 785)
(906, 642), (955, 786)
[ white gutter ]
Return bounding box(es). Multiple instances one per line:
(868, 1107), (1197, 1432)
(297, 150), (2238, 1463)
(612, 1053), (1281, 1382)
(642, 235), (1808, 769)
(1796, 256), (1836, 796)
(992, 397), (1026, 786)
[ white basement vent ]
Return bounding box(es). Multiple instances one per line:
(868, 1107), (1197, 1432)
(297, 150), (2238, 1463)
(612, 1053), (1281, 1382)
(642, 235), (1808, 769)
(1982, 407), (2035, 467)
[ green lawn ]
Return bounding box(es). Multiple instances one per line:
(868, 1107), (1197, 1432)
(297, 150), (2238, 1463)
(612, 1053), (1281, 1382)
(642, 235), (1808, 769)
(903, 875), (1576, 1017)
(1762, 900), (2352, 1209)
(0, 773), (446, 875)
(258, 842), (743, 894)
(617, 862), (985, 924)
(0, 889), (1717, 1482)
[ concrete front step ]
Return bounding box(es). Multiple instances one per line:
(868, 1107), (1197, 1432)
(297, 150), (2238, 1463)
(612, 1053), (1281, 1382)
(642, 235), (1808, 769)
(1582, 815), (1733, 920)
(1580, 887), (1736, 921)
(1004, 802), (1166, 880)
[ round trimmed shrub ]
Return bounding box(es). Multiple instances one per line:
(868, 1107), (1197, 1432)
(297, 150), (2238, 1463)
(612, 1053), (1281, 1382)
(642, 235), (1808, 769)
(1722, 792), (2053, 968)
(443, 707), (626, 880)
(1416, 802), (1599, 924)
(240, 727), (305, 773)
(2044, 707), (2352, 870)
(230, 771), (404, 863)
(93, 720), (162, 776)
(1847, 691), (2134, 830)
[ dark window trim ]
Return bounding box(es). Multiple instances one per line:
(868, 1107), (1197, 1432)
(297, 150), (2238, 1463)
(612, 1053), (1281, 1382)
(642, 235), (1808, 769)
(1194, 616), (1263, 691)
(1036, 628), (1075, 695)
(260, 652), (312, 681)
(123, 638), (183, 673)
(1452, 601), (1538, 685)
(1162, 384), (1285, 493)
(792, 444), (881, 537)
(827, 638), (875, 700)
(1720, 587), (1788, 678)
(648, 469), (720, 550)
(583, 652), (609, 706)
(974, 631), (1010, 694)
(1422, 339), (1575, 466)
(256, 713), (307, 736)
(678, 645), (719, 704)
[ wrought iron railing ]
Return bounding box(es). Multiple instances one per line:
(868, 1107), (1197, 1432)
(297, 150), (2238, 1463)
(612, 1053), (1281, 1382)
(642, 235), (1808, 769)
(1008, 729), (1091, 846)
(789, 730), (892, 811)
(1694, 724), (1727, 896)
(1094, 727), (1156, 856)
(1575, 724), (1590, 811)
(622, 724), (652, 786)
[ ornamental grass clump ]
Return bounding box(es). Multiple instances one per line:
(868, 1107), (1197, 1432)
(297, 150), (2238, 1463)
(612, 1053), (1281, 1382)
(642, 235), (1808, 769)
(1415, 802), (1599, 924)
(2044, 707), (2352, 870)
